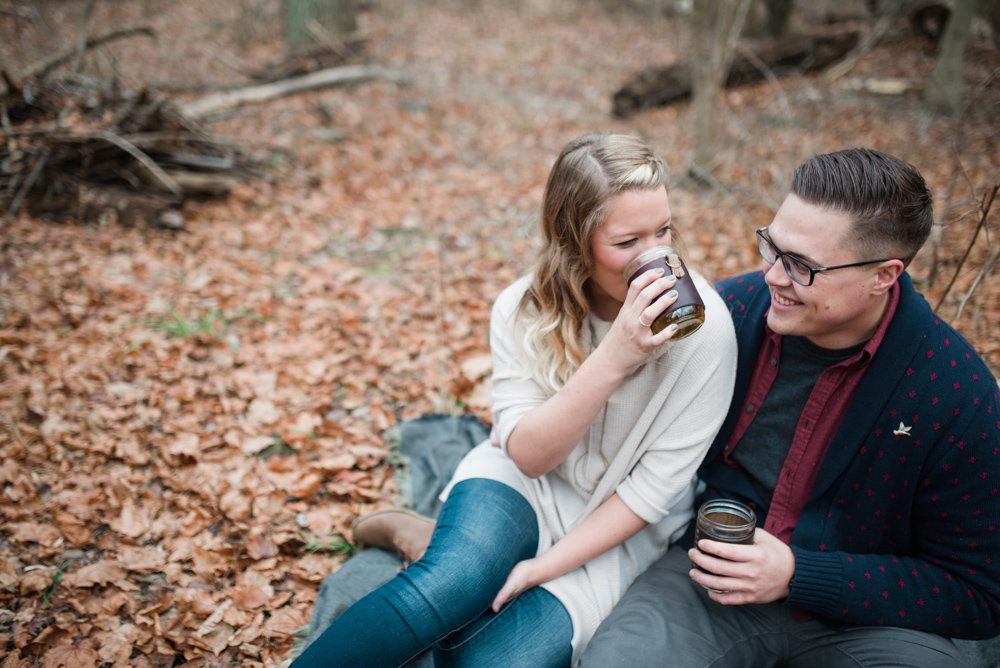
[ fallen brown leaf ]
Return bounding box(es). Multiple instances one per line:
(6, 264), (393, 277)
(228, 583), (273, 609)
(18, 568), (53, 595)
(245, 534), (279, 560)
(67, 561), (128, 588)
(40, 643), (101, 668)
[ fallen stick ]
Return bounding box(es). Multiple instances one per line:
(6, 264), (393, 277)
(612, 31), (859, 117)
(179, 64), (406, 119)
(164, 169), (244, 195)
(17, 23), (156, 83)
(7, 146), (51, 217)
(51, 131), (182, 194)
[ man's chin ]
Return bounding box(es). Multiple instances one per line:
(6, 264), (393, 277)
(766, 311), (797, 337)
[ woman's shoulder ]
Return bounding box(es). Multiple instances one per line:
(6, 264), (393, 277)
(693, 271), (732, 322)
(492, 275), (533, 317)
(686, 270), (738, 348)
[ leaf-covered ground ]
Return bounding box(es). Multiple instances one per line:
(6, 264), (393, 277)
(1, 1), (998, 665)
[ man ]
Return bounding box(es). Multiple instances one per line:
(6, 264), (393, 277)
(578, 148), (1000, 667)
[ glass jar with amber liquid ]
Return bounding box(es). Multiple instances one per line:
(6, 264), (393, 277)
(623, 246), (705, 341)
(693, 499), (756, 592)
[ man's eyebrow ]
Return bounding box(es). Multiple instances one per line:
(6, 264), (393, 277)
(786, 248), (822, 266)
(770, 234), (821, 267)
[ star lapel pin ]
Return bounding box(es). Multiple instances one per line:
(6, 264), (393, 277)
(893, 422), (912, 437)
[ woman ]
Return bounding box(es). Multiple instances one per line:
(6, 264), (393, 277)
(291, 133), (737, 668)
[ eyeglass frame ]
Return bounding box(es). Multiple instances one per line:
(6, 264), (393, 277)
(756, 227), (896, 287)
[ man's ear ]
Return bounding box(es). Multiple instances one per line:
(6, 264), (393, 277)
(872, 259), (905, 295)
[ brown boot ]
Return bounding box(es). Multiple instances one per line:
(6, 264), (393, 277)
(351, 508), (436, 564)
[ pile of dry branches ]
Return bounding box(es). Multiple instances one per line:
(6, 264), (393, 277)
(1, 76), (252, 229)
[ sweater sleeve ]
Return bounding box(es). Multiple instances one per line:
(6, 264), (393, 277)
(786, 387), (1000, 639)
(488, 278), (551, 454)
(616, 279), (739, 524)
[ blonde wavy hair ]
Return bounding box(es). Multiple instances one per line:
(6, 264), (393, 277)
(515, 133), (670, 392)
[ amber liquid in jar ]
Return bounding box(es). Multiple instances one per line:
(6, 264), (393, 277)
(623, 246), (705, 340)
(693, 499), (756, 592)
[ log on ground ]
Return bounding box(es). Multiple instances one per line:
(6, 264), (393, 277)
(612, 30), (860, 117)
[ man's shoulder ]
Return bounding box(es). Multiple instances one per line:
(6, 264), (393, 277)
(714, 270), (767, 295)
(713, 271), (769, 321)
(892, 275), (996, 386)
(881, 276), (1000, 449)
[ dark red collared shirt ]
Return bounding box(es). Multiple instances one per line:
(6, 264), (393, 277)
(722, 284), (901, 544)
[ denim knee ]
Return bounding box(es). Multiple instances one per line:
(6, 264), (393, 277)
(378, 478), (539, 636)
(433, 587), (573, 668)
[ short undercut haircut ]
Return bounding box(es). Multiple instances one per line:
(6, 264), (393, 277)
(791, 148), (933, 267)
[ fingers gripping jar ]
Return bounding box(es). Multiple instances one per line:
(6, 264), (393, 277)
(693, 499), (756, 591)
(623, 246), (705, 340)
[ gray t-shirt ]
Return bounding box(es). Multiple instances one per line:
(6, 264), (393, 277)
(732, 335), (865, 507)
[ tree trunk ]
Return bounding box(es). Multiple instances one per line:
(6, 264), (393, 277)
(282, 0), (358, 48)
(690, 0), (752, 168)
(924, 0), (977, 114)
(983, 0), (1000, 55)
(765, 0), (795, 37)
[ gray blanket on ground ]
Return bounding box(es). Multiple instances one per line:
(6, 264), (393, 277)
(291, 414), (1000, 668)
(296, 414), (487, 666)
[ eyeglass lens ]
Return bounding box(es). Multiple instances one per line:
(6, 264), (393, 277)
(758, 232), (811, 285)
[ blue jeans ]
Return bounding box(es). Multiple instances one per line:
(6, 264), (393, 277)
(291, 478), (574, 668)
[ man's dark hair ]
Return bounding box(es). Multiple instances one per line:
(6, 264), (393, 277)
(791, 148), (934, 267)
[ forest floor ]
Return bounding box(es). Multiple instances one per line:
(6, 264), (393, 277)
(1, 0), (999, 666)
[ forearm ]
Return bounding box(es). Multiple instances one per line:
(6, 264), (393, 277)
(530, 493), (648, 584)
(506, 346), (628, 477)
(787, 548), (1000, 637)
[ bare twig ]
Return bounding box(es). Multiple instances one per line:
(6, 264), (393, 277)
(50, 131), (181, 194)
(826, 0), (910, 82)
(0, 99), (11, 133)
(92, 132), (182, 194)
(735, 43), (792, 123)
(685, 159), (757, 229)
(957, 240), (1000, 320)
(8, 147), (52, 218)
(145, 79), (247, 92)
(123, 131), (223, 147)
(71, 0), (98, 75)
(1, 126), (71, 138)
(200, 44), (259, 79)
(306, 20), (353, 60)
(179, 64), (406, 119)
(925, 65), (1000, 285)
(18, 23), (155, 82)
(734, 42), (795, 206)
(935, 184), (999, 313)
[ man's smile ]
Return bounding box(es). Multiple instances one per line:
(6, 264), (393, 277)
(771, 291), (799, 307)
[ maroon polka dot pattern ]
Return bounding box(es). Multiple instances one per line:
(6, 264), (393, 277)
(710, 272), (1000, 639)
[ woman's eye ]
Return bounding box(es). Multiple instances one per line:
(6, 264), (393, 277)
(615, 239), (637, 248)
(657, 226), (671, 237)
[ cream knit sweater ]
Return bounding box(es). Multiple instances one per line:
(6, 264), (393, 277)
(443, 272), (737, 664)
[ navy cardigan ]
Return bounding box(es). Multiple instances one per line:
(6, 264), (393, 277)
(702, 271), (1000, 639)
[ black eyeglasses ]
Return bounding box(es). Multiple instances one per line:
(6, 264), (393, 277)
(756, 227), (895, 287)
